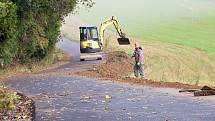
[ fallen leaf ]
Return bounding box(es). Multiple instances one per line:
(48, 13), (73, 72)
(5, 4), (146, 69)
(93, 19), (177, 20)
(22, 115), (28, 119)
(105, 95), (112, 99)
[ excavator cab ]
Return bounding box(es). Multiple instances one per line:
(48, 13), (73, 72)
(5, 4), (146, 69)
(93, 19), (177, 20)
(79, 26), (103, 61)
(79, 26), (101, 53)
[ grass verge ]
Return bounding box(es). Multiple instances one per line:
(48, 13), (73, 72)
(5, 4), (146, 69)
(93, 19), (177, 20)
(0, 49), (65, 80)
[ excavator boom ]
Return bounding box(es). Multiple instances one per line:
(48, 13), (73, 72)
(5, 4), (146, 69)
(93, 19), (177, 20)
(99, 16), (130, 47)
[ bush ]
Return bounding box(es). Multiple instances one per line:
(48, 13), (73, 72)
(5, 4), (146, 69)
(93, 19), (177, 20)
(0, 1), (17, 66)
(0, 0), (94, 66)
(0, 90), (18, 114)
(11, 0), (79, 63)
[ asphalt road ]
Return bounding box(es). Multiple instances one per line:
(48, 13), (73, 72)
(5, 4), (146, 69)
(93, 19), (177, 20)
(4, 38), (215, 121)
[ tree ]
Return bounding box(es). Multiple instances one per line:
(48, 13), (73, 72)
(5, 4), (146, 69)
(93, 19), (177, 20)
(0, 1), (17, 66)
(0, 0), (94, 65)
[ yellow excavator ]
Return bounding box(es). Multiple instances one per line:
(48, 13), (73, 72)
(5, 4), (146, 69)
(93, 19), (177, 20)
(79, 16), (130, 61)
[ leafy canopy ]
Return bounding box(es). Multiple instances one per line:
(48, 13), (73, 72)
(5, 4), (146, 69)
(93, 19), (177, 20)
(0, 0), (94, 66)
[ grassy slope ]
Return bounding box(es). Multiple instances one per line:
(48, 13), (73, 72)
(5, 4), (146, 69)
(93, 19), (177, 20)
(62, 14), (215, 86)
(116, 38), (215, 86)
(126, 15), (215, 86)
(129, 15), (215, 55)
(77, 0), (215, 55)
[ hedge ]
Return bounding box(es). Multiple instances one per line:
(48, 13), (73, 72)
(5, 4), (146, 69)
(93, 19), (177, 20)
(0, 1), (17, 66)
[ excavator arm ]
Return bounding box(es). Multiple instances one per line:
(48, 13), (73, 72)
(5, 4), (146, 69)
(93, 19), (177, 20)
(98, 16), (130, 48)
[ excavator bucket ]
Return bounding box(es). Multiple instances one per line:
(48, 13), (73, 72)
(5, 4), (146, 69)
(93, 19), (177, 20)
(117, 38), (130, 45)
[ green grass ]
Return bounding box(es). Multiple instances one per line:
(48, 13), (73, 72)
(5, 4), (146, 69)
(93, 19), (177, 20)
(77, 0), (215, 55)
(127, 15), (215, 55)
(63, 0), (215, 86)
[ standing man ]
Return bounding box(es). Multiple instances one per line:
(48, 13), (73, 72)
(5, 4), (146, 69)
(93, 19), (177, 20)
(132, 43), (144, 78)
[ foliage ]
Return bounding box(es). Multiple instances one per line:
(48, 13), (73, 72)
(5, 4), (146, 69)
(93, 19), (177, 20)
(10, 0), (77, 63)
(0, 1), (17, 67)
(0, 0), (93, 116)
(0, 90), (18, 114)
(0, 0), (94, 66)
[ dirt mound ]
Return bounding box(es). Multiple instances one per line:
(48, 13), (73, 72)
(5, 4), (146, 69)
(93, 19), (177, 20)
(102, 51), (133, 78)
(106, 51), (131, 63)
(76, 51), (133, 79)
(74, 51), (200, 89)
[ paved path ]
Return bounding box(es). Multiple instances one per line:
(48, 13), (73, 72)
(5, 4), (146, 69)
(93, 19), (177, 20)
(5, 38), (215, 121)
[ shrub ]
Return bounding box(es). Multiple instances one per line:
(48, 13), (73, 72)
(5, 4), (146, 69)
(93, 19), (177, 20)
(0, 1), (17, 66)
(0, 0), (94, 65)
(0, 90), (18, 114)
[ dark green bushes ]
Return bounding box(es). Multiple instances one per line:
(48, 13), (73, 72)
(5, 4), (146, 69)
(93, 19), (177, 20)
(12, 0), (78, 63)
(0, 1), (17, 66)
(0, 0), (94, 67)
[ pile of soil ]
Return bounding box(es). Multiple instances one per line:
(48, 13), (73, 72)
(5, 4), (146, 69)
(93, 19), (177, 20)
(106, 51), (131, 63)
(0, 89), (35, 121)
(76, 51), (133, 79)
(75, 51), (200, 89)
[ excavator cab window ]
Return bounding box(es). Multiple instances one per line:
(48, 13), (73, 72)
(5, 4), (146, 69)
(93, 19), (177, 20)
(80, 28), (87, 40)
(80, 27), (99, 41)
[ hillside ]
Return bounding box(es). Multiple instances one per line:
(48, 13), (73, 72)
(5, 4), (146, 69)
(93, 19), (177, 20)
(61, 15), (215, 86)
